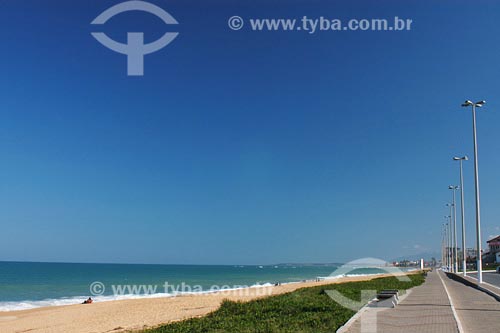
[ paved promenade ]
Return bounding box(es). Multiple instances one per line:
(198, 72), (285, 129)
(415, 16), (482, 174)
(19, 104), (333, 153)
(342, 270), (459, 332)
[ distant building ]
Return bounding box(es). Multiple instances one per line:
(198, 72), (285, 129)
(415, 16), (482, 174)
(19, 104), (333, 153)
(466, 248), (477, 260)
(489, 235), (500, 252)
(484, 235), (500, 263)
(393, 259), (420, 267)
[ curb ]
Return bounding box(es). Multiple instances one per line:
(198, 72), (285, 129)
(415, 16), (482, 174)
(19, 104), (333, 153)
(335, 300), (373, 333)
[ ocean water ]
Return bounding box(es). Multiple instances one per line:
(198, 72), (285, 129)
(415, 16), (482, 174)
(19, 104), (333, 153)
(0, 261), (398, 311)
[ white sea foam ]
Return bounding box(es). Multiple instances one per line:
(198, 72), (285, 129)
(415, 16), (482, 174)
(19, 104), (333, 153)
(318, 272), (385, 280)
(250, 282), (274, 288)
(0, 293), (178, 312)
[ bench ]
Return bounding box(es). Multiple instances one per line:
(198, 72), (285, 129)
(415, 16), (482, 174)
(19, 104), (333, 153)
(374, 290), (400, 308)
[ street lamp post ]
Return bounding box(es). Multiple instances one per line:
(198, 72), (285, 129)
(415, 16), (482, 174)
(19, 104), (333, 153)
(444, 223), (449, 269)
(446, 203), (455, 273)
(442, 223), (446, 268)
(446, 222), (451, 271)
(447, 220), (452, 271)
(445, 217), (451, 271)
(461, 100), (485, 283)
(454, 156), (468, 276)
(449, 186), (459, 273)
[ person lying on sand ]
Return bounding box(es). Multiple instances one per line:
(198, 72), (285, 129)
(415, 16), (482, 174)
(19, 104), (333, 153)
(82, 297), (93, 304)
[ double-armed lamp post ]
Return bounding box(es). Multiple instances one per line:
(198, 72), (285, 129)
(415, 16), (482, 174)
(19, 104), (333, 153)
(461, 100), (485, 283)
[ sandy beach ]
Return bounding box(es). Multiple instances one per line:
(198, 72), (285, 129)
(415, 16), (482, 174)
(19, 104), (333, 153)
(0, 272), (417, 333)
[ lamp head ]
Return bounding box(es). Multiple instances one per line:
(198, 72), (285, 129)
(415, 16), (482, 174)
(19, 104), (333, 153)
(462, 100), (473, 107)
(475, 100), (486, 107)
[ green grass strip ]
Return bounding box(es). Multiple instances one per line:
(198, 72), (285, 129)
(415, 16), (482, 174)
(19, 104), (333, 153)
(142, 273), (425, 333)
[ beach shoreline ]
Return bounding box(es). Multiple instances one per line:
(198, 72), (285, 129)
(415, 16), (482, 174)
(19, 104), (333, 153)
(0, 271), (418, 333)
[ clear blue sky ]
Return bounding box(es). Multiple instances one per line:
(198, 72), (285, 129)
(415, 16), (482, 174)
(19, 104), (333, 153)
(1, 0), (500, 265)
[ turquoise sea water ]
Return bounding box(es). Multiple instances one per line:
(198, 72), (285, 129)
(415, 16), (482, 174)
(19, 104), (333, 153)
(0, 261), (399, 311)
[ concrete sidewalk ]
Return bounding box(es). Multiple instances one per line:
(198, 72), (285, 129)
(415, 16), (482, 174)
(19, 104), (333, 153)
(453, 271), (500, 301)
(441, 272), (500, 333)
(341, 270), (459, 333)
